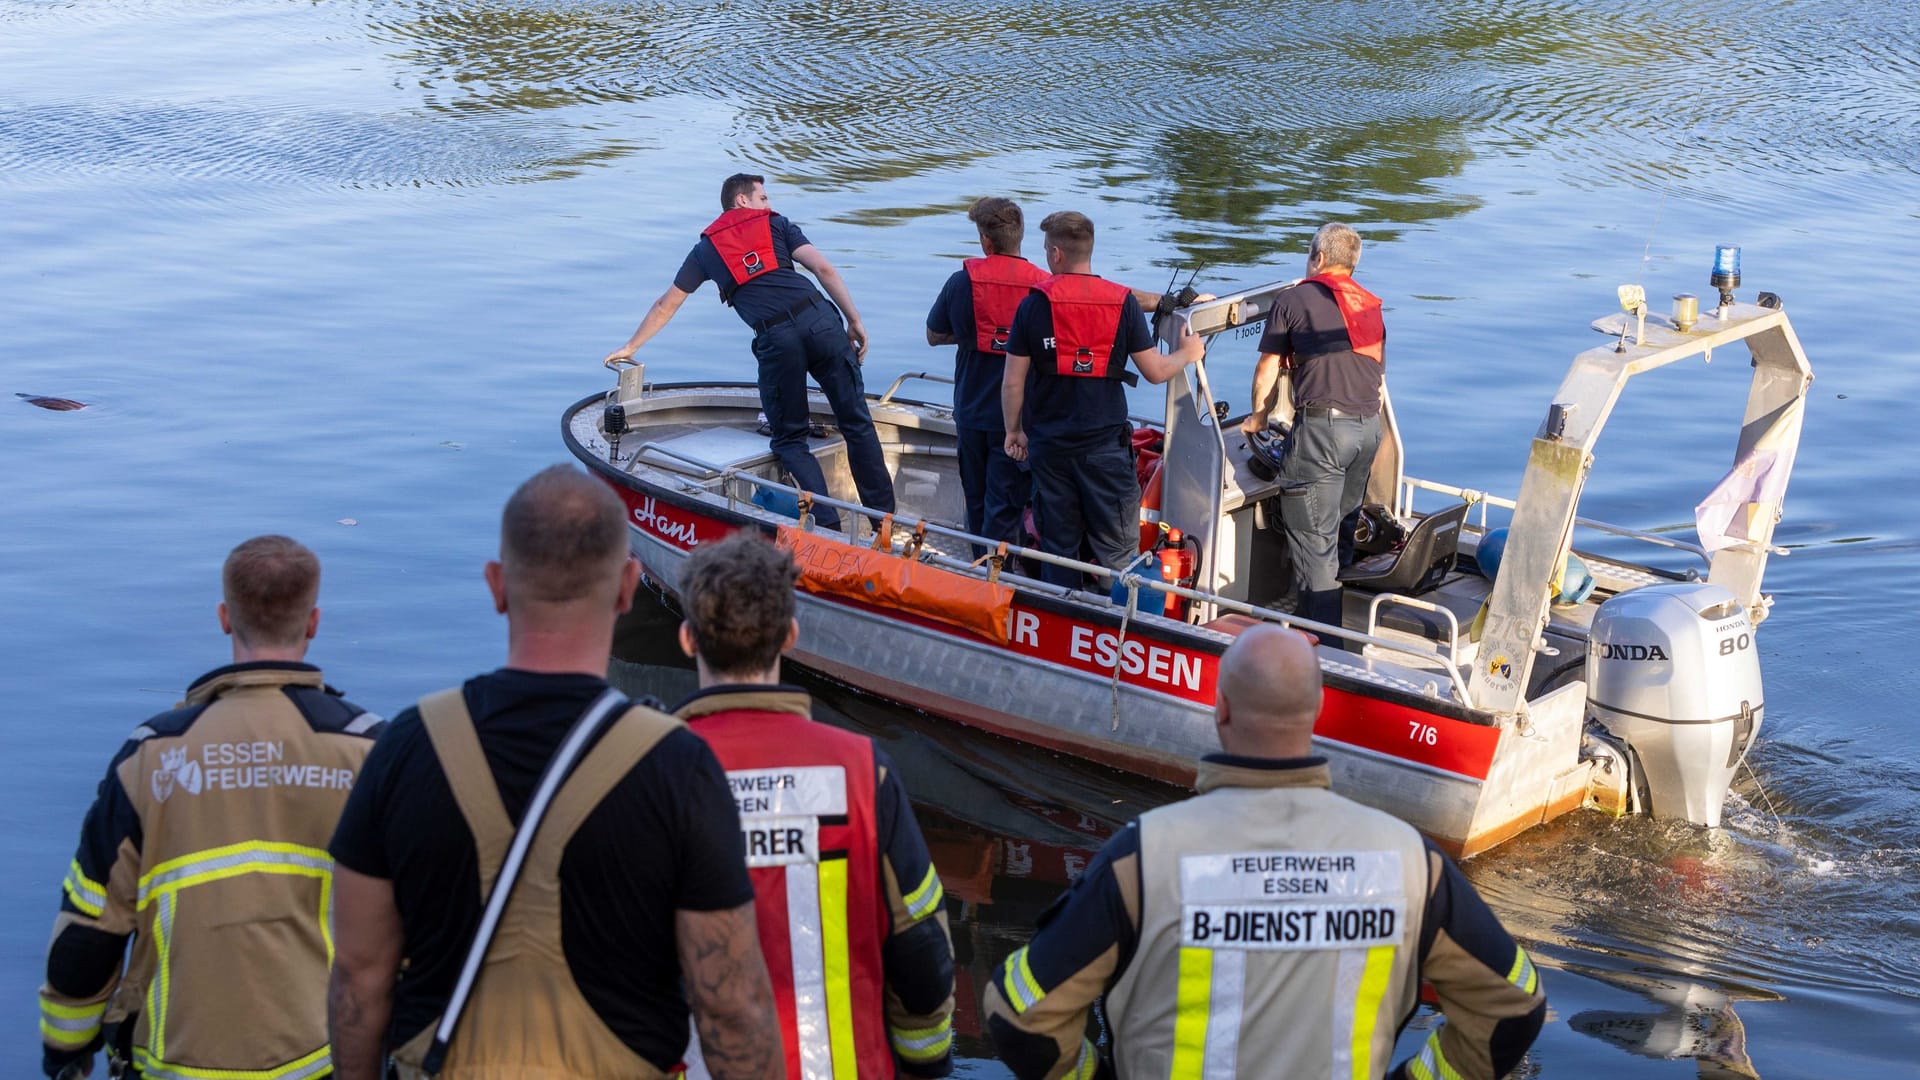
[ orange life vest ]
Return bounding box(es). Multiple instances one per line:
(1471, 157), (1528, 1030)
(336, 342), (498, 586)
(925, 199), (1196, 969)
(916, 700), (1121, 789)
(1033, 273), (1134, 380)
(701, 208), (783, 300)
(1303, 273), (1385, 363)
(687, 699), (893, 1078)
(964, 255), (1048, 355)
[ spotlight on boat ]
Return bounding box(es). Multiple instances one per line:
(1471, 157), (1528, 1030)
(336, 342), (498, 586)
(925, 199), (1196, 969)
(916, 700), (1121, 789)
(604, 403), (627, 461)
(1585, 583), (1762, 826)
(1711, 244), (1741, 314)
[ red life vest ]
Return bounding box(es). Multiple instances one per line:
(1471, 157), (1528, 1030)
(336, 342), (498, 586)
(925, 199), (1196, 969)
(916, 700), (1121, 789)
(686, 695), (892, 1078)
(964, 255), (1048, 355)
(1033, 273), (1134, 380)
(701, 208), (783, 296)
(1304, 273), (1385, 363)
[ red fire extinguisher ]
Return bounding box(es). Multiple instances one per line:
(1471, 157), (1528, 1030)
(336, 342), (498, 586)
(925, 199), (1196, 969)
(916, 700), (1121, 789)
(1156, 525), (1199, 620)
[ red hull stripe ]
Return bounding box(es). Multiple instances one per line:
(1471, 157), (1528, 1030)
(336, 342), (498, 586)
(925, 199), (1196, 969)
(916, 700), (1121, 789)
(601, 479), (1496, 782)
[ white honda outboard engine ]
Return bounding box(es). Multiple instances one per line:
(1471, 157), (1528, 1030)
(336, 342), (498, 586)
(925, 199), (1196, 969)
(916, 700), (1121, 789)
(1586, 582), (1762, 827)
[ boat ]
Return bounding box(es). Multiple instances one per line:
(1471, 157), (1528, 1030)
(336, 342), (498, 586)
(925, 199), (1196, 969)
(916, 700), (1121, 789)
(564, 267), (1811, 857)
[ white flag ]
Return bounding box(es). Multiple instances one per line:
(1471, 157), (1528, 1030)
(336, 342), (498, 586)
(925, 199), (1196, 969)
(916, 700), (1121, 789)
(1695, 450), (1787, 551)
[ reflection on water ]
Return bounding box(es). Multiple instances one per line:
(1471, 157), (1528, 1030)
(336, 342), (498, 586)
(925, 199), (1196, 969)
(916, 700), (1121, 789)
(7, 0), (1920, 1075)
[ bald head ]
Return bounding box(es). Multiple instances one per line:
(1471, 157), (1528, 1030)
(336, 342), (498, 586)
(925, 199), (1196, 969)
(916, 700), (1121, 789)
(1214, 625), (1322, 757)
(499, 464), (631, 604)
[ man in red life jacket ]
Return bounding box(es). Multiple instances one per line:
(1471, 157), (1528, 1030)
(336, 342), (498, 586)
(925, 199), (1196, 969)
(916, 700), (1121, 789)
(1239, 223), (1387, 630)
(604, 174), (895, 533)
(1001, 211), (1204, 590)
(924, 197), (1049, 556)
(673, 531), (956, 1079)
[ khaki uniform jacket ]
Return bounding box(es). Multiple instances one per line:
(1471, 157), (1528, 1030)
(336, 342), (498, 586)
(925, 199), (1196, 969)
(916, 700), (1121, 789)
(982, 755), (1545, 1080)
(40, 662), (381, 1080)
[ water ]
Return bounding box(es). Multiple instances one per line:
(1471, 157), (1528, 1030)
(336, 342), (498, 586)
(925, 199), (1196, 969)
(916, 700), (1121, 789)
(4, 0), (1918, 1073)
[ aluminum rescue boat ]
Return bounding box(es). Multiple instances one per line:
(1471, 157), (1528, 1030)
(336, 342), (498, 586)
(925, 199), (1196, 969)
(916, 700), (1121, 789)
(564, 274), (1811, 857)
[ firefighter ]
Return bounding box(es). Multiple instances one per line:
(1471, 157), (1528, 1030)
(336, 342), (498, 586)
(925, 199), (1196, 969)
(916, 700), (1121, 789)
(603, 174), (895, 533)
(983, 624), (1546, 1079)
(1000, 211), (1204, 590)
(327, 466), (780, 1079)
(1240, 222), (1388, 628)
(673, 531), (957, 1078)
(925, 196), (1050, 555)
(40, 535), (383, 1080)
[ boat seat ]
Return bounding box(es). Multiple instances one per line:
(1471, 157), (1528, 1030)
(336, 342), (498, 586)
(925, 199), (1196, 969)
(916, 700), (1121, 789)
(1337, 500), (1469, 596)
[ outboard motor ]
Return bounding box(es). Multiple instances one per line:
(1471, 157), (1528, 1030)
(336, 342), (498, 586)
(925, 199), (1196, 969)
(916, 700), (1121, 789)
(1586, 582), (1762, 827)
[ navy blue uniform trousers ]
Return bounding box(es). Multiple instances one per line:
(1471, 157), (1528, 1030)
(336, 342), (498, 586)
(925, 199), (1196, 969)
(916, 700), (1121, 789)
(1030, 429), (1139, 590)
(750, 299), (895, 530)
(956, 425), (1028, 555)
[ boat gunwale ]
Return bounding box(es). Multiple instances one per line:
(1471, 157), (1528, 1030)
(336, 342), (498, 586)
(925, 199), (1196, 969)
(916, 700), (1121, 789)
(562, 391), (1489, 728)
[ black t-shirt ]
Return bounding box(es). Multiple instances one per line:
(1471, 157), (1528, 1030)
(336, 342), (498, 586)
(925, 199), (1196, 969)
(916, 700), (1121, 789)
(1255, 279), (1385, 417)
(1006, 288), (1154, 454)
(329, 669), (753, 1069)
(926, 265), (1012, 431)
(674, 212), (824, 330)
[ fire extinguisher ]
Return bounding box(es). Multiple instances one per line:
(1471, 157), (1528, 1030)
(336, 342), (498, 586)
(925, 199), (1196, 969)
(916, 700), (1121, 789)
(1155, 525), (1200, 620)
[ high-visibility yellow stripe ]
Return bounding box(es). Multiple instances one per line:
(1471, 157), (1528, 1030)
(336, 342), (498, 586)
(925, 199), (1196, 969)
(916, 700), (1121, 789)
(149, 892), (174, 1061)
(1407, 1034), (1466, 1080)
(1001, 946), (1044, 1013)
(1069, 1038), (1098, 1079)
(1348, 945), (1397, 1079)
(40, 996), (105, 1050)
(1170, 946), (1213, 1077)
(901, 863), (944, 921)
(40, 1018), (98, 1048)
(63, 859), (107, 917)
(133, 1044), (332, 1080)
(138, 841), (333, 908)
(818, 857), (857, 1078)
(318, 871), (334, 967)
(1506, 947), (1538, 994)
(889, 1017), (954, 1063)
(41, 998), (108, 1021)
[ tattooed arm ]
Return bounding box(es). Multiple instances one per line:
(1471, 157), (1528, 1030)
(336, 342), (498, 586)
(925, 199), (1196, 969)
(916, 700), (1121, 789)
(329, 865), (404, 1080)
(676, 901), (780, 1079)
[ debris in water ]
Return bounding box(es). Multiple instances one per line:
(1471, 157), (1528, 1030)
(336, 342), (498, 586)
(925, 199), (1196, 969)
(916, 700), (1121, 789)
(16, 393), (87, 411)
(336, 518), (358, 526)
(439, 441), (464, 449)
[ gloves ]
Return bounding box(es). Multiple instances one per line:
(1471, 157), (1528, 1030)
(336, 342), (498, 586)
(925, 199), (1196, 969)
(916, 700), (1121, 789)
(1154, 285), (1201, 318)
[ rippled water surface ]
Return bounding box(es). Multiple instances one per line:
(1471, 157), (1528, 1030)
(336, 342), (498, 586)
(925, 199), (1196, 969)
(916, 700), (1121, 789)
(4, 1), (1918, 1074)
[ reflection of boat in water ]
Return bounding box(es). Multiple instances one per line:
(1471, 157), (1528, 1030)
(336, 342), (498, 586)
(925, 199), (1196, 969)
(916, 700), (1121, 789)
(568, 272), (1812, 856)
(1569, 969), (1773, 1079)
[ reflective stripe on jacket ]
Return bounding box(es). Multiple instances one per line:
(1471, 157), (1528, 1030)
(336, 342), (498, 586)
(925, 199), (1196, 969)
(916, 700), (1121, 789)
(681, 687), (955, 1078)
(41, 663), (381, 1080)
(982, 755), (1545, 1080)
(388, 688), (682, 1079)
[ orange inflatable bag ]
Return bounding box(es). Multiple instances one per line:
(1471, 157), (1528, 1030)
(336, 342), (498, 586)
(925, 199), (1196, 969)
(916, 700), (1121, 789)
(778, 525), (1014, 645)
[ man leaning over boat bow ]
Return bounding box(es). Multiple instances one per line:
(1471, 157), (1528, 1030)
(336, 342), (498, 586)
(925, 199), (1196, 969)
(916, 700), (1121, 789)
(603, 173), (896, 534)
(983, 625), (1544, 1080)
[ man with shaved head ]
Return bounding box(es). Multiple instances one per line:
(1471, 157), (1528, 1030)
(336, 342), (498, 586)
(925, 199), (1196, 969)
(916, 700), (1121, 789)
(985, 625), (1545, 1079)
(329, 465), (780, 1079)
(41, 535), (381, 1080)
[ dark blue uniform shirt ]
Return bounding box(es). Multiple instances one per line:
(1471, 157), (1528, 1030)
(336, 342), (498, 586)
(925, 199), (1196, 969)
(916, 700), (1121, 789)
(926, 265), (1032, 431)
(1007, 289), (1154, 454)
(674, 213), (824, 331)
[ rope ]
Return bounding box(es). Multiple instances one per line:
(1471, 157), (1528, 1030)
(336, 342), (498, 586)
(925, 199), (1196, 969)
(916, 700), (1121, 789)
(1110, 576), (1139, 731)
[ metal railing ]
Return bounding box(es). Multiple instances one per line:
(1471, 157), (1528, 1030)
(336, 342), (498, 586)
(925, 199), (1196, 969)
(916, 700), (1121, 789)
(1403, 476), (1714, 572)
(616, 439), (1479, 708)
